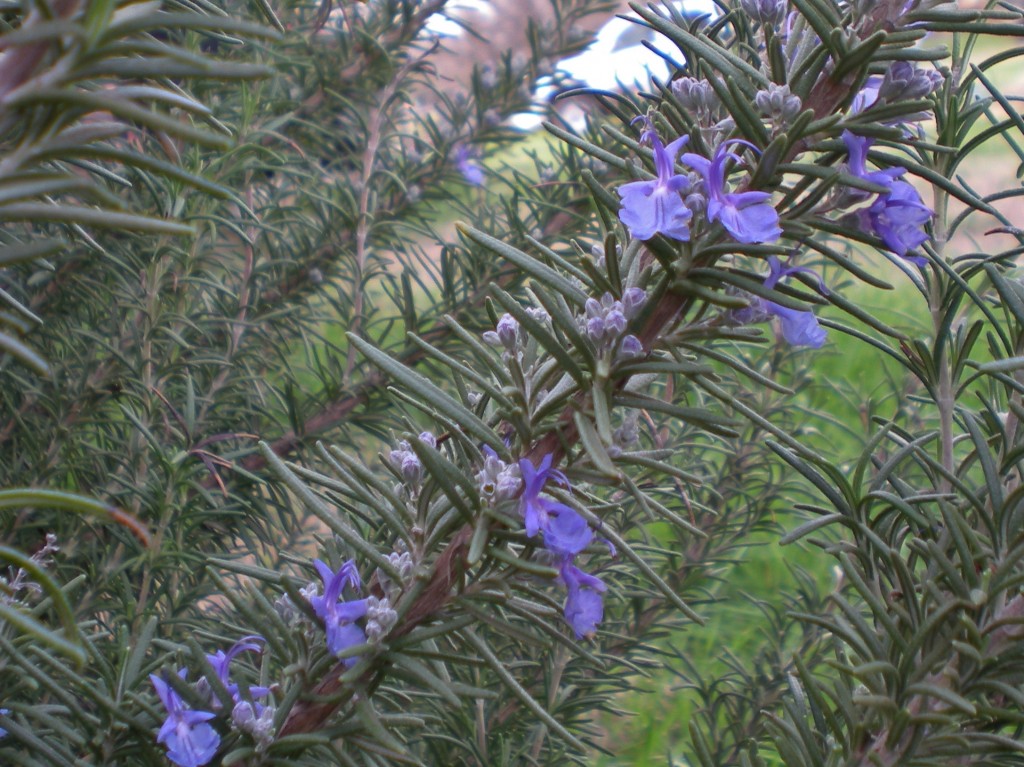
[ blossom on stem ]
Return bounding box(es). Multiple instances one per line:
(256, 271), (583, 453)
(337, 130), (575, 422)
(755, 83), (802, 127)
(308, 559), (368, 664)
(518, 454), (568, 538)
(733, 257), (827, 348)
(560, 562), (606, 639)
(477, 445), (522, 505)
(482, 313), (519, 350)
(231, 701), (276, 752)
(766, 302), (827, 348)
(842, 131), (931, 264)
(518, 454), (592, 556)
(455, 145), (485, 186)
(581, 289), (648, 362)
(672, 78), (722, 125)
(202, 639), (277, 750)
(150, 671), (220, 767)
(387, 432), (436, 495)
(543, 505), (594, 558)
(850, 63), (943, 131)
(584, 294), (627, 348)
(617, 124), (692, 241)
(681, 140), (782, 244)
(205, 636), (270, 707)
(764, 256), (827, 348)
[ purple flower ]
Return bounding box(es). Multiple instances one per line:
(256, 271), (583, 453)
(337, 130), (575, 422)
(737, 257), (823, 346)
(151, 672), (220, 767)
(850, 64), (943, 132)
(482, 313), (519, 349)
(621, 287), (647, 318)
(850, 76), (882, 116)
(760, 256), (827, 349)
(455, 145), (485, 186)
(561, 562), (606, 639)
(205, 637), (270, 707)
(682, 140), (782, 244)
(768, 302), (827, 348)
(617, 126), (692, 241)
(543, 505), (594, 557)
(859, 182), (931, 264)
(842, 131), (931, 264)
(616, 334), (644, 361)
(517, 455), (594, 556)
(308, 560), (368, 664)
(0, 708), (8, 738)
(518, 454), (568, 538)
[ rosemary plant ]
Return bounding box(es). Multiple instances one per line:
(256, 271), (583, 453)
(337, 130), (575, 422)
(3, 0), (1024, 765)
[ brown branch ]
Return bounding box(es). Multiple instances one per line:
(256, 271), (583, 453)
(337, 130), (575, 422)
(0, 0), (82, 108)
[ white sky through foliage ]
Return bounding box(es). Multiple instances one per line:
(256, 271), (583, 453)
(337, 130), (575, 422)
(426, 0), (720, 130)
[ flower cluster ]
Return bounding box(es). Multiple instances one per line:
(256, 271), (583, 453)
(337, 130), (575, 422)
(740, 0), (786, 27)
(483, 309), (551, 362)
(206, 638), (275, 752)
(617, 124), (781, 246)
(518, 455), (606, 638)
(841, 131), (932, 265)
(388, 431), (437, 498)
(377, 549), (414, 601)
(364, 595), (399, 643)
(755, 83), (802, 129)
(851, 61), (943, 130)
(671, 77), (730, 132)
(1, 532), (58, 607)
(582, 288), (646, 360)
(307, 559), (370, 663)
(150, 637), (271, 767)
(305, 558), (397, 658)
(476, 445), (522, 506)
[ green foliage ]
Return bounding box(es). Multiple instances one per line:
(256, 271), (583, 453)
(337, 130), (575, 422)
(3, 0), (1024, 764)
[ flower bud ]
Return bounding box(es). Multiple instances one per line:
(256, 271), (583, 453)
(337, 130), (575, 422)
(621, 287), (647, 319)
(879, 61), (943, 102)
(616, 334), (644, 361)
(232, 701), (276, 751)
(613, 412), (640, 449)
(740, 0), (786, 26)
(671, 77), (720, 119)
(483, 313), (521, 351)
(605, 308), (627, 337)
(755, 83), (802, 125)
(525, 307), (550, 324)
(365, 596), (398, 643)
